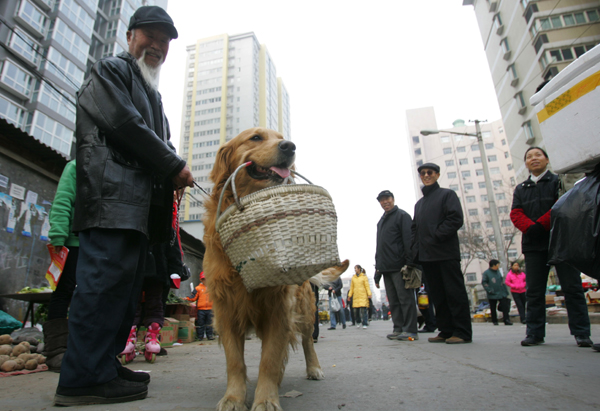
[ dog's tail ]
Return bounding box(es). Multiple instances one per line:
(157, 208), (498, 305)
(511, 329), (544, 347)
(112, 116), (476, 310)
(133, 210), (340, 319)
(308, 259), (350, 287)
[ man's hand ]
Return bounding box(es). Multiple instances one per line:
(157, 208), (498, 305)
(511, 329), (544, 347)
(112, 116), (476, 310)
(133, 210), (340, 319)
(172, 165), (194, 188)
(527, 222), (546, 239)
(375, 283), (380, 289)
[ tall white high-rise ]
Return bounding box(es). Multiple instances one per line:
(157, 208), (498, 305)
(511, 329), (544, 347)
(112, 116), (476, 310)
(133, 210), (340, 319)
(178, 32), (291, 239)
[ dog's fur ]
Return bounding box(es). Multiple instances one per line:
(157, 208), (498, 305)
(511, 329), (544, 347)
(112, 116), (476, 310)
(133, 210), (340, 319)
(202, 128), (349, 411)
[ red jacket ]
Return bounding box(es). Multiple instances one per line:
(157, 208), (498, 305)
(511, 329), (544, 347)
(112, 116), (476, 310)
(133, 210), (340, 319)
(505, 270), (527, 294)
(186, 283), (212, 310)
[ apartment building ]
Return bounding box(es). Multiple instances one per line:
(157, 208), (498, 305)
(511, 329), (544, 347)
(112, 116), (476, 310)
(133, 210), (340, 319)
(0, 0), (167, 159)
(406, 106), (523, 302)
(178, 32), (291, 239)
(463, 0), (600, 182)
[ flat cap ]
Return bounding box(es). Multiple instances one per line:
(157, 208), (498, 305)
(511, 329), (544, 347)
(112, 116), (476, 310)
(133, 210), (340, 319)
(417, 162), (440, 173)
(128, 6), (178, 39)
(377, 190), (394, 200)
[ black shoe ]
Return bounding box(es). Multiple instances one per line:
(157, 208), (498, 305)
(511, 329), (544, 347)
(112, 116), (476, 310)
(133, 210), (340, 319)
(593, 343), (600, 352)
(54, 377), (147, 406)
(343, 324), (346, 329)
(207, 336), (215, 340)
(575, 335), (593, 347)
(117, 366), (150, 385)
(418, 327), (436, 333)
(327, 327), (336, 330)
(493, 322), (499, 326)
(521, 335), (544, 346)
(504, 320), (513, 326)
(313, 338), (318, 343)
(157, 347), (168, 356)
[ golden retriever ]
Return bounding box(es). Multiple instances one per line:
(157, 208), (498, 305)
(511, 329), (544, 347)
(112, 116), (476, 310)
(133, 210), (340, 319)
(202, 127), (349, 411)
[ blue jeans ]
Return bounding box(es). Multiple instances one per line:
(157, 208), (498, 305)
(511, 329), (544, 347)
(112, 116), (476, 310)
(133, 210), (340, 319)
(329, 296), (346, 328)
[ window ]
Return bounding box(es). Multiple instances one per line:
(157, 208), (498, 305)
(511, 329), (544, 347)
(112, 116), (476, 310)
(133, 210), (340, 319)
(473, 157), (482, 163)
(449, 184), (459, 191)
(508, 64), (518, 86)
(466, 196), (476, 203)
(412, 135), (419, 144)
(468, 209), (478, 216)
(8, 28), (40, 66)
(515, 92), (526, 111)
(51, 19), (88, 65)
(486, 221), (493, 228)
(59, 0), (95, 37)
(493, 13), (503, 33)
(501, 139), (506, 146)
(481, 131), (491, 139)
(29, 111), (73, 155)
(476, 169), (484, 176)
(501, 38), (510, 54)
(508, 164), (513, 170)
(505, 152), (510, 158)
(496, 193), (506, 200)
(508, 249), (518, 259)
(446, 160), (454, 167)
(498, 206), (509, 213)
(471, 144), (479, 151)
(493, 180), (503, 187)
(443, 147), (452, 155)
(416, 159), (423, 167)
(0, 95), (25, 127)
(461, 252), (471, 260)
(33, 82), (76, 123)
(524, 2), (539, 23)
(466, 273), (477, 282)
(472, 222), (481, 229)
(511, 177), (516, 186)
(476, 251), (486, 259)
(16, 0), (48, 36)
(490, 167), (500, 174)
(441, 136), (450, 143)
(534, 34), (549, 54)
(0, 60), (33, 97)
(479, 182), (487, 189)
(462, 170), (471, 178)
(459, 158), (468, 165)
(414, 148), (421, 156)
(44, 47), (85, 89)
(448, 171), (457, 179)
(481, 195), (489, 202)
(501, 219), (512, 227)
(484, 208), (490, 215)
(485, 143), (494, 150)
(488, 155), (497, 162)
(457, 146), (466, 153)
(464, 183), (473, 190)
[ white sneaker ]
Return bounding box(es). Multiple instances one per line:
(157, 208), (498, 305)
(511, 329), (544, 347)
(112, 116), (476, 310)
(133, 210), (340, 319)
(356, 325), (361, 328)
(363, 325), (368, 329)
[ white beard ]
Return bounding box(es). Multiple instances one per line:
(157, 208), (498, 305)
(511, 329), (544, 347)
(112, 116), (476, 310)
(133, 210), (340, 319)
(136, 49), (163, 90)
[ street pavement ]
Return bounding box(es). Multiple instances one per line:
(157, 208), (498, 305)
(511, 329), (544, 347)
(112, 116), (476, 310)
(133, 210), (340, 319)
(2, 320), (599, 411)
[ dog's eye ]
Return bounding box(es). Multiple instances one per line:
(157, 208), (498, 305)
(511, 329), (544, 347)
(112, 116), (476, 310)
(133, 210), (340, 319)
(250, 135), (262, 141)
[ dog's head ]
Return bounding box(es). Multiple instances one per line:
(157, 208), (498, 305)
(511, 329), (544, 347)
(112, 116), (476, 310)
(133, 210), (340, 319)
(210, 128), (296, 197)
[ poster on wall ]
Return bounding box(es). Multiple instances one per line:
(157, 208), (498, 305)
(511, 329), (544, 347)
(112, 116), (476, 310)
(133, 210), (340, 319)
(4, 194), (18, 233)
(21, 203), (38, 237)
(0, 174), (8, 189)
(38, 205), (50, 241)
(25, 190), (38, 206)
(9, 183), (25, 200)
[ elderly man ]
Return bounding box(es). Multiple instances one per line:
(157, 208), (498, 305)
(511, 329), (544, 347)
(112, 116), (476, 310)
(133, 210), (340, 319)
(374, 190), (419, 341)
(54, 6), (193, 406)
(411, 163), (472, 344)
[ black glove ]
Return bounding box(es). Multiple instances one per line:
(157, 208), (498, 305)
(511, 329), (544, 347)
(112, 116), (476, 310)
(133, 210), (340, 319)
(527, 222), (546, 239)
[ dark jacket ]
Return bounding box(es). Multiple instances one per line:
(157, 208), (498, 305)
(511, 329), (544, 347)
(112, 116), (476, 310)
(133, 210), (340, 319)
(73, 52), (185, 243)
(411, 182), (464, 262)
(481, 268), (509, 299)
(374, 205), (413, 284)
(327, 278), (343, 298)
(510, 171), (558, 253)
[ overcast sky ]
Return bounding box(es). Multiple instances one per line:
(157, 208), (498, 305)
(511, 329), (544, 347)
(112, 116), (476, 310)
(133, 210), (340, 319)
(159, 0), (502, 284)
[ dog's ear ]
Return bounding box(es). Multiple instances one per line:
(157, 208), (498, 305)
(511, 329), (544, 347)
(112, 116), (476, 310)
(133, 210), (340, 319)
(210, 143), (234, 186)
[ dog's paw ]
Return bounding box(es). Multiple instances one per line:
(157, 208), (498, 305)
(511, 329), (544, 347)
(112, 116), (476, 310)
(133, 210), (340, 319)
(217, 397), (249, 411)
(306, 366), (324, 380)
(250, 399), (283, 411)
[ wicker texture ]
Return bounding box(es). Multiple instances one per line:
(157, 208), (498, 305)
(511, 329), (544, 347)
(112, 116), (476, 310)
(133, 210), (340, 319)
(216, 184), (340, 291)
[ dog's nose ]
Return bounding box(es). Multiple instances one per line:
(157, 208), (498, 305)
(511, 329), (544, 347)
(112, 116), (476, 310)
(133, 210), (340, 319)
(278, 140), (296, 157)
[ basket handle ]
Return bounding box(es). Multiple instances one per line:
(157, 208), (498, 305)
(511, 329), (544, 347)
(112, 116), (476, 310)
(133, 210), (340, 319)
(215, 163), (314, 229)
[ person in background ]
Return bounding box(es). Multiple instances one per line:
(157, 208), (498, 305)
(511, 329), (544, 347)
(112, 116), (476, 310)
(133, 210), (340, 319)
(44, 160), (78, 372)
(348, 265), (371, 329)
(411, 162), (472, 344)
(510, 147), (592, 347)
(482, 259), (513, 326)
(54, 6), (194, 406)
(326, 277), (346, 330)
(347, 295), (355, 326)
(186, 272), (214, 341)
(505, 261), (527, 324)
(311, 283), (320, 343)
(374, 190), (419, 341)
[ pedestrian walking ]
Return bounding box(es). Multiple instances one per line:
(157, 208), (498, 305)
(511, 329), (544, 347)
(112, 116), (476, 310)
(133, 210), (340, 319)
(411, 162), (472, 344)
(326, 278), (346, 330)
(348, 265), (371, 329)
(510, 147), (592, 347)
(54, 6), (194, 406)
(505, 261), (527, 324)
(482, 259), (513, 326)
(374, 190), (419, 341)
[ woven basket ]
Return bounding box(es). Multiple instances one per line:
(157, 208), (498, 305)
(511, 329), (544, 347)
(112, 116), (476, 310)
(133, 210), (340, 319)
(215, 162), (340, 291)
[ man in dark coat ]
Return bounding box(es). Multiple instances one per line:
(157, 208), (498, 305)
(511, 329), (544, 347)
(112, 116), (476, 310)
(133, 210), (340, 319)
(411, 163), (472, 344)
(54, 6), (193, 406)
(374, 190), (419, 341)
(326, 277), (346, 330)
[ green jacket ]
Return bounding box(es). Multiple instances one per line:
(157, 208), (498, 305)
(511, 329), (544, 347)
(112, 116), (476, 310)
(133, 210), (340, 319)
(49, 160), (79, 248)
(481, 268), (508, 300)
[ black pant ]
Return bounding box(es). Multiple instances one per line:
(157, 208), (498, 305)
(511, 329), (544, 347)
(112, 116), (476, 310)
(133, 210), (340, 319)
(133, 277), (165, 328)
(59, 228), (148, 388)
(196, 309), (213, 339)
(524, 251), (590, 338)
(488, 298), (510, 324)
(47, 247), (79, 320)
(421, 260), (472, 340)
(512, 292), (526, 323)
(383, 271), (418, 333)
(311, 283), (319, 340)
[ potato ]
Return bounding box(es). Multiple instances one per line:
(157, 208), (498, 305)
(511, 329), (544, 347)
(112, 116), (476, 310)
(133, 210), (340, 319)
(18, 341), (31, 350)
(0, 335), (12, 345)
(11, 344), (29, 356)
(13, 358), (24, 370)
(0, 345), (12, 356)
(0, 360), (17, 372)
(0, 355), (9, 367)
(24, 359), (38, 370)
(18, 353), (36, 361)
(36, 354), (46, 364)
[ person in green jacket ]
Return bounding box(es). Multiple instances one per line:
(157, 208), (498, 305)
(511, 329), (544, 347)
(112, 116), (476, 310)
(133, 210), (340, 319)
(482, 259), (513, 326)
(44, 160), (79, 371)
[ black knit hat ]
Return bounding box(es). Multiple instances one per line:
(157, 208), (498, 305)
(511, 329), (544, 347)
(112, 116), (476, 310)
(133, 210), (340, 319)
(128, 6), (178, 39)
(417, 162), (440, 173)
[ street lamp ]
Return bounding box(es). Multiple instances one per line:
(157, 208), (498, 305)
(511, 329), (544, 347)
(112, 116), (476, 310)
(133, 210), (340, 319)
(420, 120), (507, 274)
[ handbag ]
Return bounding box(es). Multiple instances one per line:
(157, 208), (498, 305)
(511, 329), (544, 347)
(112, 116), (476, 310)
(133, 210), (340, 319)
(401, 265), (422, 289)
(330, 296), (341, 312)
